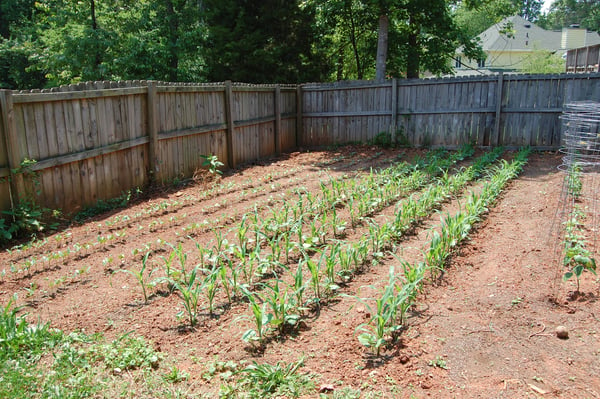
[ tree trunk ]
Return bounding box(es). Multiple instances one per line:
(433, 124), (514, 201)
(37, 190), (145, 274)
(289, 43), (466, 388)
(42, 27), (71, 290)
(406, 17), (420, 79)
(375, 13), (389, 82)
(90, 0), (103, 79)
(337, 48), (344, 81)
(165, 0), (179, 81)
(349, 7), (363, 79)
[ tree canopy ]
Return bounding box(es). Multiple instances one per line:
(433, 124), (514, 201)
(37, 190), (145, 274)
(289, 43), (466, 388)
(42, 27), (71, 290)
(0, 0), (582, 89)
(539, 0), (600, 32)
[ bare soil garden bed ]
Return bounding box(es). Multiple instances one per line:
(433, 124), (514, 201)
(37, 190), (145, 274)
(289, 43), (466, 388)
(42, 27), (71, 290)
(1, 145), (598, 398)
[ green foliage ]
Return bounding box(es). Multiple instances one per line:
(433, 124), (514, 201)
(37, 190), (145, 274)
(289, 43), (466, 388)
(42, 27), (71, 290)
(201, 155), (225, 176)
(73, 188), (140, 223)
(454, 0), (542, 37)
(0, 294), (181, 398)
(562, 207), (597, 292)
(520, 48), (565, 74)
(539, 0), (600, 32)
(368, 131), (394, 148)
(163, 366), (190, 383)
(89, 332), (161, 371)
(0, 159), (58, 245)
(221, 359), (314, 398)
(202, 0), (330, 83)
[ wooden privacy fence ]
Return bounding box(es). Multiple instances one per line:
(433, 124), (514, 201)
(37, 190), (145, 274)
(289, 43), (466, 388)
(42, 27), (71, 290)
(1, 73), (600, 215)
(301, 73), (600, 148)
(0, 81), (299, 214)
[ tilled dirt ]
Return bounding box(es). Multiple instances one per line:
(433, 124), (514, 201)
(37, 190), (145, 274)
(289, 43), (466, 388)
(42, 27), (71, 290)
(1, 146), (598, 398)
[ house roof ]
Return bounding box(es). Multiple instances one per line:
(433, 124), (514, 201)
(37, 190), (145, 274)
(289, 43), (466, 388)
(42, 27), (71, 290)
(478, 15), (600, 52)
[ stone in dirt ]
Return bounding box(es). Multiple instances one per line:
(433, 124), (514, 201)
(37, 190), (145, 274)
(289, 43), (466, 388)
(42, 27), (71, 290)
(555, 325), (569, 339)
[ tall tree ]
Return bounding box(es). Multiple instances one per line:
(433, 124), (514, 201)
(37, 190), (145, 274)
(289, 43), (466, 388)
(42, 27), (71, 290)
(315, 0), (378, 80)
(385, 0), (483, 79)
(540, 0), (600, 32)
(0, 0), (46, 89)
(203, 0), (329, 83)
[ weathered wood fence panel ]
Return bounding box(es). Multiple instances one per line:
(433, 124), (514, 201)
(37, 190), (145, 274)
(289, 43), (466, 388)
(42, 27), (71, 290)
(300, 73), (600, 149)
(2, 74), (600, 216)
(280, 90), (298, 151)
(156, 86), (228, 182)
(9, 82), (149, 212)
(396, 77), (498, 146)
(302, 82), (393, 146)
(0, 81), (299, 214)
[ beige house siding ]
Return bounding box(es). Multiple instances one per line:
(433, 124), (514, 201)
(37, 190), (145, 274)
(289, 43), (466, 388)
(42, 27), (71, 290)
(454, 15), (600, 75)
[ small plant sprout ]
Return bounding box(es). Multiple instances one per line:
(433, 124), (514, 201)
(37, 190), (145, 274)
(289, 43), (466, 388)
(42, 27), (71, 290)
(241, 290), (272, 347)
(166, 265), (203, 327)
(118, 251), (157, 304)
(200, 154), (224, 176)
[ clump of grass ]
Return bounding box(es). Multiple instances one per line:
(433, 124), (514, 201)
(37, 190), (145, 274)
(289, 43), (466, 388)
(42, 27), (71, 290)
(220, 358), (314, 398)
(0, 295), (195, 398)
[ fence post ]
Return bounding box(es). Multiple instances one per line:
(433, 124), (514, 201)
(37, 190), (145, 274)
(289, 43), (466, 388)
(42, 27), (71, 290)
(491, 72), (504, 147)
(224, 81), (236, 169)
(274, 85), (281, 154)
(0, 90), (25, 208)
(147, 81), (159, 181)
(296, 85), (303, 147)
(391, 78), (398, 144)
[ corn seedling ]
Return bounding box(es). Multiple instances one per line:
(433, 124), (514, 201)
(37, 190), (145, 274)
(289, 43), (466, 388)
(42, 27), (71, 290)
(263, 279), (301, 334)
(241, 290), (272, 346)
(322, 244), (341, 293)
(167, 265), (203, 327)
(291, 261), (306, 310)
(202, 267), (221, 316)
(119, 251), (157, 304)
(303, 253), (323, 305)
(352, 278), (402, 356)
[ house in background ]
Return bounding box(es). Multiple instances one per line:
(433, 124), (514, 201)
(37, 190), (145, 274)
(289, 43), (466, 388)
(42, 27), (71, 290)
(455, 15), (600, 75)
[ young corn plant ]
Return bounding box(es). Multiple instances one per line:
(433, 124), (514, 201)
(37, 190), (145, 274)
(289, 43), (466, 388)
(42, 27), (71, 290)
(241, 290), (272, 347)
(352, 277), (401, 356)
(202, 267), (220, 316)
(303, 253), (323, 306)
(263, 279), (301, 335)
(119, 251), (157, 304)
(167, 265), (203, 327)
(322, 243), (341, 293)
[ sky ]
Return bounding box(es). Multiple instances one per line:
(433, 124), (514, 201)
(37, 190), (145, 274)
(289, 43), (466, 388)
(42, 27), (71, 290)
(541, 0), (553, 14)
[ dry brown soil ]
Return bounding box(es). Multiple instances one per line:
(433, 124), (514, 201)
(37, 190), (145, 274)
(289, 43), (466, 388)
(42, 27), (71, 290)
(1, 146), (599, 398)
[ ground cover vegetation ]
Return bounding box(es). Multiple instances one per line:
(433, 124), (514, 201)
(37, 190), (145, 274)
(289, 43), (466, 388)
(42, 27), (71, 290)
(2, 0), (589, 89)
(4, 145), (590, 397)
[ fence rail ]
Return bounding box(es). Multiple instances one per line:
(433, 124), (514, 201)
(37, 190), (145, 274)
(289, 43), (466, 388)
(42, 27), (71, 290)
(1, 74), (600, 214)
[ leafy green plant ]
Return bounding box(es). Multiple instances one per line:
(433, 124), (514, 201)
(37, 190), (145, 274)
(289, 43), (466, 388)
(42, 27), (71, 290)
(163, 366), (190, 383)
(165, 265), (203, 327)
(200, 154), (224, 176)
(241, 290), (272, 347)
(222, 359), (313, 398)
(563, 207), (597, 292)
(567, 164), (583, 199)
(0, 294), (60, 358)
(428, 355), (448, 369)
